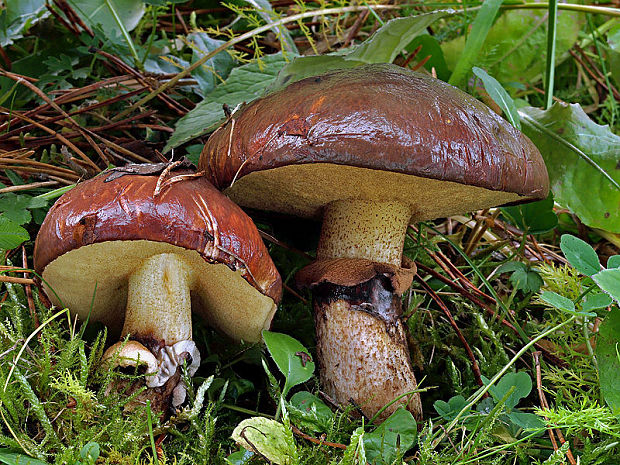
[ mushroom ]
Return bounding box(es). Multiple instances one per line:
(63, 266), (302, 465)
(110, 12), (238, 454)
(198, 64), (549, 421)
(34, 166), (282, 410)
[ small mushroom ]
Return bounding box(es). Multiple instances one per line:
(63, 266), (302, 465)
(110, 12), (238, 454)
(199, 64), (549, 421)
(34, 167), (281, 410)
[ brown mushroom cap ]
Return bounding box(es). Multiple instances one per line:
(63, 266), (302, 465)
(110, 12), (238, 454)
(34, 170), (282, 343)
(199, 63), (549, 220)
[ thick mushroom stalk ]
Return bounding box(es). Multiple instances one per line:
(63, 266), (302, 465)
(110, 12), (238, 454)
(103, 253), (200, 407)
(307, 200), (422, 421)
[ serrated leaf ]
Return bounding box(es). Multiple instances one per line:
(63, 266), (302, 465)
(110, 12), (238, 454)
(596, 307), (620, 413)
(501, 193), (558, 234)
(262, 330), (314, 396)
(496, 262), (543, 294)
(592, 269), (620, 305)
(165, 53), (290, 151)
(520, 103), (620, 233)
(186, 32), (235, 95)
(363, 408), (417, 465)
(0, 449), (48, 465)
(472, 66), (521, 129)
(232, 417), (296, 465)
(560, 234), (601, 276)
(0, 216), (29, 250)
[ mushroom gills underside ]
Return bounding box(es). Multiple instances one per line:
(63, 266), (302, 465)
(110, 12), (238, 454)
(224, 163), (525, 220)
(41, 240), (276, 343)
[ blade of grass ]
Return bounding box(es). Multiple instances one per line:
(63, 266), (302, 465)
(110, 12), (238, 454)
(472, 66), (521, 129)
(586, 14), (617, 124)
(103, 0), (140, 65)
(518, 111), (620, 191)
(147, 400), (159, 465)
(448, 0), (503, 87)
(544, 0), (558, 109)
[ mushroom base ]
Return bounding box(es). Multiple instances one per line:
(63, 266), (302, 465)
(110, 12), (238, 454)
(103, 338), (200, 412)
(313, 276), (422, 422)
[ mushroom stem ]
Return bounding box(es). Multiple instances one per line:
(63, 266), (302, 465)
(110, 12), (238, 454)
(122, 253), (194, 346)
(313, 200), (422, 421)
(103, 253), (200, 408)
(318, 200), (411, 266)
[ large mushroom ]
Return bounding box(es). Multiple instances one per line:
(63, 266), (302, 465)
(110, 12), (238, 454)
(198, 64), (549, 421)
(34, 165), (281, 410)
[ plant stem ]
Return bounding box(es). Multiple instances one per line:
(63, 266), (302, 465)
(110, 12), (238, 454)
(432, 315), (576, 448)
(544, 0), (558, 109)
(103, 0), (140, 65)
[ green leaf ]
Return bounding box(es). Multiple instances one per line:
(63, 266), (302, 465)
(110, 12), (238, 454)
(608, 256), (620, 269)
(0, 217), (29, 250)
(507, 411), (545, 431)
(519, 103), (620, 233)
(231, 417), (296, 465)
(485, 372), (532, 411)
(80, 442), (100, 462)
(288, 391), (333, 433)
(540, 291), (597, 317)
(347, 10), (454, 64)
(472, 67), (521, 129)
(363, 408), (417, 465)
(539, 291), (575, 312)
(269, 10), (453, 90)
(596, 307), (620, 413)
(434, 395), (469, 421)
(0, 449), (48, 465)
(164, 53), (290, 151)
(501, 193), (558, 234)
(186, 32), (235, 95)
(496, 262), (543, 294)
(582, 293), (613, 312)
(0, 0), (49, 47)
(592, 269), (620, 305)
(609, 23), (620, 87)
(262, 330), (314, 396)
(405, 34), (450, 81)
(449, 0), (503, 87)
(66, 0), (145, 35)
(268, 55), (362, 92)
(226, 449), (254, 465)
(0, 194), (47, 225)
(560, 234), (601, 276)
